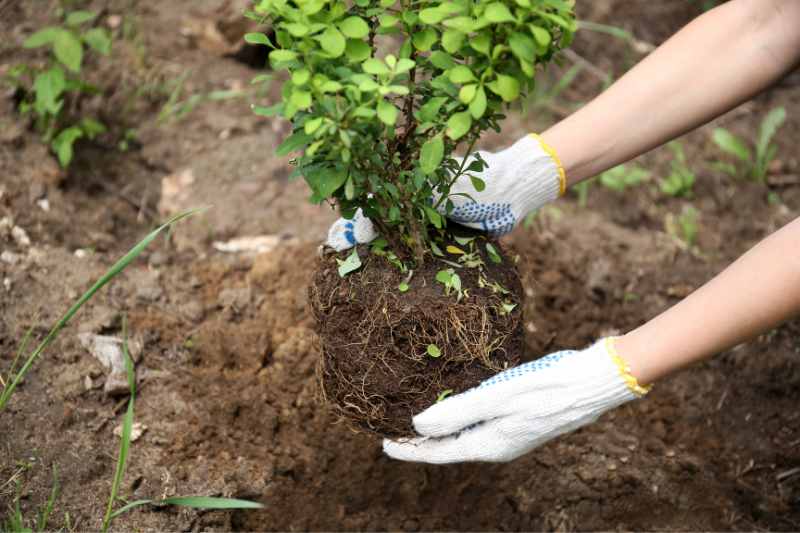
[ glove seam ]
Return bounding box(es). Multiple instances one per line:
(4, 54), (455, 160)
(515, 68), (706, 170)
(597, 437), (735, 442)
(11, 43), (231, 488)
(529, 133), (566, 196)
(604, 337), (652, 396)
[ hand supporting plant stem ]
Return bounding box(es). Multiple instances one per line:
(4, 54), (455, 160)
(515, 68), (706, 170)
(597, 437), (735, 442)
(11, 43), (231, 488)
(533, 0), (800, 384)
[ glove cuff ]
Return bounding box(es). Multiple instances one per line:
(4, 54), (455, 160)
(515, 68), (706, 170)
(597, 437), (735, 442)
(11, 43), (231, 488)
(605, 337), (652, 396)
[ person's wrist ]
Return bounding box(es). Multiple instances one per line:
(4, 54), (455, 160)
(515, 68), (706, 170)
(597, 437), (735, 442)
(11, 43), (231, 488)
(612, 333), (657, 387)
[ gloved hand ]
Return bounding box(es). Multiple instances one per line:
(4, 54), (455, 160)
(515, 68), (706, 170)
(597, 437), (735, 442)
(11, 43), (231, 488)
(382, 338), (651, 464)
(324, 134), (565, 251)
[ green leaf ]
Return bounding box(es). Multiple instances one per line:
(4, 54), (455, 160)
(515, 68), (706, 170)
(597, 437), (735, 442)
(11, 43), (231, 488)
(419, 8), (445, 24)
(459, 83), (477, 103)
(83, 28), (111, 55)
(429, 51), (455, 69)
(345, 39), (371, 61)
(509, 32), (535, 61)
(51, 126), (83, 167)
(33, 67), (66, 115)
(292, 68), (310, 85)
(158, 497), (263, 510)
(276, 131), (312, 155)
(449, 65), (476, 83)
(435, 269), (451, 284)
(244, 32), (272, 45)
(269, 49), (297, 64)
(469, 85), (487, 118)
(23, 27), (61, 48)
(283, 23), (310, 37)
(501, 302), (517, 314)
(412, 27), (437, 52)
(712, 128), (750, 162)
(487, 74), (519, 102)
(443, 16), (475, 33)
(484, 3), (515, 22)
(485, 242), (502, 263)
(426, 344), (442, 358)
(318, 27), (346, 57)
(420, 135), (444, 175)
(446, 111), (471, 140)
(756, 107), (786, 161)
(80, 117), (106, 138)
(362, 58), (389, 75)
(469, 174), (486, 192)
(417, 96), (447, 122)
(436, 389), (453, 402)
(251, 103), (282, 116)
(336, 249), (362, 277)
(339, 16), (369, 38)
(470, 32), (491, 55)
(441, 30), (464, 54)
(395, 58), (415, 73)
(379, 14), (399, 27)
(304, 116), (323, 134)
(398, 282), (409, 292)
(53, 30), (83, 72)
(377, 100), (398, 125)
(65, 10), (97, 26)
(290, 89), (312, 109)
(530, 25), (552, 48)
(424, 206), (443, 228)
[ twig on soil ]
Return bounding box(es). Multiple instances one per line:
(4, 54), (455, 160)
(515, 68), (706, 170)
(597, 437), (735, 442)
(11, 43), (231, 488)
(776, 467), (800, 483)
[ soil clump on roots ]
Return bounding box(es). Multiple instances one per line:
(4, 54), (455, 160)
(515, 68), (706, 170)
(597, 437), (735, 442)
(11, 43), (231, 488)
(310, 237), (524, 437)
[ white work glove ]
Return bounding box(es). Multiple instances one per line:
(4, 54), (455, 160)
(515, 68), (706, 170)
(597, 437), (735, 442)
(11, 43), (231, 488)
(325, 134), (565, 251)
(382, 338), (651, 464)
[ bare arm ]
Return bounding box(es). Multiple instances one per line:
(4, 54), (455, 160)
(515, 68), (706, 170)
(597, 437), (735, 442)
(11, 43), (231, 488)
(542, 0), (800, 185)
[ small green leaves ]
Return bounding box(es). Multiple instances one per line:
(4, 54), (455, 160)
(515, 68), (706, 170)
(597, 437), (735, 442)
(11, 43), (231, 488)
(500, 302), (517, 315)
(23, 27), (61, 48)
(336, 249), (362, 277)
(469, 86), (487, 118)
(424, 206), (443, 228)
(420, 136), (444, 175)
(712, 129), (750, 162)
(65, 10), (97, 26)
(449, 65), (476, 84)
(83, 28), (111, 55)
(441, 30), (465, 54)
(412, 27), (437, 51)
(339, 16), (369, 38)
(426, 344), (442, 358)
(484, 3), (515, 22)
(429, 51), (455, 70)
(485, 242), (502, 264)
(53, 30), (83, 72)
(398, 281), (410, 292)
(436, 389), (454, 402)
(377, 100), (398, 125)
(446, 111), (472, 140)
(487, 74), (520, 102)
(244, 32), (271, 46)
(269, 49), (297, 64)
(435, 268), (463, 300)
(419, 8), (446, 24)
(362, 58), (390, 75)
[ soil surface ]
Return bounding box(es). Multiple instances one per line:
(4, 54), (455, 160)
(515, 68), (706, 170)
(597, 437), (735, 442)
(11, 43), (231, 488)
(311, 238), (523, 437)
(2, 0), (800, 531)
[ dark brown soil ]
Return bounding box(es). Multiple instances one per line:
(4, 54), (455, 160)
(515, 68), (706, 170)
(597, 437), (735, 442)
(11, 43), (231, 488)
(2, 0), (800, 530)
(310, 238), (523, 437)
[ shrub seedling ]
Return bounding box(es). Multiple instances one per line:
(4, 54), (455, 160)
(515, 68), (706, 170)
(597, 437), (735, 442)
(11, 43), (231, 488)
(711, 107), (786, 182)
(598, 163), (649, 192)
(247, 0), (576, 264)
(659, 141), (695, 198)
(9, 10), (113, 166)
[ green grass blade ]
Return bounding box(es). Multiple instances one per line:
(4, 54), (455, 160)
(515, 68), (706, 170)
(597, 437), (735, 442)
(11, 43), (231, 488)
(158, 496), (264, 509)
(36, 464), (59, 531)
(6, 322), (35, 383)
(756, 107), (786, 162)
(0, 207), (206, 411)
(108, 499), (154, 520)
(577, 20), (635, 42)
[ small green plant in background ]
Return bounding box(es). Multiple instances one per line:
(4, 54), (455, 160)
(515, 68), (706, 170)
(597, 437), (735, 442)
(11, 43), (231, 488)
(247, 0), (576, 263)
(598, 163), (649, 192)
(665, 204), (699, 249)
(711, 107), (786, 182)
(7, 10), (112, 167)
(659, 141), (695, 198)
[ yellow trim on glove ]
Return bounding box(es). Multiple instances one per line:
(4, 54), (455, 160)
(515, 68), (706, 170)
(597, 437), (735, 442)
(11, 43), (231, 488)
(530, 133), (567, 196)
(605, 337), (652, 396)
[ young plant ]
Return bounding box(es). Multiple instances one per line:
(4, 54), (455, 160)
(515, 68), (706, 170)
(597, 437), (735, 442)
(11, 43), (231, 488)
(659, 141), (695, 198)
(247, 0), (576, 263)
(665, 204), (699, 249)
(711, 107), (786, 182)
(8, 10), (112, 167)
(598, 163), (649, 192)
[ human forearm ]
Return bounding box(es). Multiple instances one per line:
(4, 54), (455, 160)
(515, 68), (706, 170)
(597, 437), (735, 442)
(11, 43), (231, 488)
(541, 0), (800, 185)
(616, 217), (800, 384)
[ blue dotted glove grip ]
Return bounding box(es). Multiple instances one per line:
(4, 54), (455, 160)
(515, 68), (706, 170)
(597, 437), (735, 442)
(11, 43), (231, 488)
(479, 350), (579, 388)
(449, 202), (516, 236)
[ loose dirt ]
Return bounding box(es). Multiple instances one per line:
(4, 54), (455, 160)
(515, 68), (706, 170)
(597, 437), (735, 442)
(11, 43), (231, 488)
(1, 0), (799, 530)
